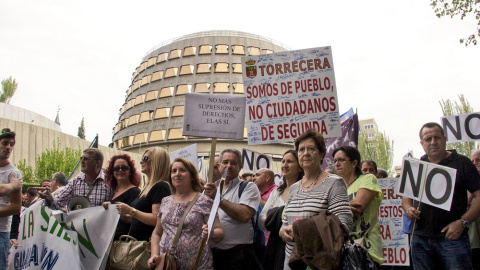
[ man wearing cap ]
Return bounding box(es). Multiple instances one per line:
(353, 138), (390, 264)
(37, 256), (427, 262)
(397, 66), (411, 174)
(0, 128), (22, 268)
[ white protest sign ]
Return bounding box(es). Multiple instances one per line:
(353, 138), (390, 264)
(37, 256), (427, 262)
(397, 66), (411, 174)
(396, 157), (457, 211)
(8, 203), (119, 270)
(170, 144), (198, 170)
(241, 148), (272, 172)
(242, 46), (341, 145)
(183, 93), (246, 139)
(441, 112), (480, 143)
(378, 178), (410, 266)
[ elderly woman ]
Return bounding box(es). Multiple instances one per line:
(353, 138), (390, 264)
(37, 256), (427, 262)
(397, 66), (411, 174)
(259, 149), (303, 270)
(147, 158), (224, 270)
(279, 129), (353, 270)
(115, 147), (171, 241)
(102, 154), (141, 240)
(333, 146), (384, 268)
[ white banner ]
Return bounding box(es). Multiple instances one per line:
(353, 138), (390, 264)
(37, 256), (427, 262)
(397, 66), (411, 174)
(169, 144), (198, 171)
(241, 148), (272, 172)
(8, 203), (119, 270)
(242, 46), (341, 145)
(397, 157), (457, 211)
(441, 112), (480, 143)
(379, 178), (410, 266)
(182, 93), (246, 139)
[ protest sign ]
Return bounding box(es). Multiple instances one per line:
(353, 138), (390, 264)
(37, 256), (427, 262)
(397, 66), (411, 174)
(397, 157), (457, 211)
(169, 143), (198, 170)
(441, 111), (480, 143)
(323, 113), (359, 169)
(378, 178), (410, 266)
(183, 93), (246, 139)
(241, 148), (272, 172)
(8, 203), (119, 270)
(242, 46), (341, 145)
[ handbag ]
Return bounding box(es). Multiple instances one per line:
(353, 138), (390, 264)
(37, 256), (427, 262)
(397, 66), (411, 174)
(110, 235), (151, 270)
(342, 217), (378, 270)
(154, 192), (201, 270)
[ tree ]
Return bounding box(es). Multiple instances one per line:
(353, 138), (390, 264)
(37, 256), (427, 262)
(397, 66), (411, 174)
(78, 117), (86, 139)
(358, 131), (394, 176)
(440, 94), (478, 157)
(35, 138), (82, 180)
(430, 0), (480, 46)
(0, 76), (18, 104)
(15, 159), (34, 183)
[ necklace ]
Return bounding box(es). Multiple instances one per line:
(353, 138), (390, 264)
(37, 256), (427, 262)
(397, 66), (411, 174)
(346, 175), (359, 188)
(299, 172), (322, 191)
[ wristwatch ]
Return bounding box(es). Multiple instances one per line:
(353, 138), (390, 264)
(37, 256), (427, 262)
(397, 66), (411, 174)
(460, 218), (470, 228)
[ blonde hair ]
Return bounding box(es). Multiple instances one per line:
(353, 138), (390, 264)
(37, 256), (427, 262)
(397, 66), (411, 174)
(142, 147), (171, 196)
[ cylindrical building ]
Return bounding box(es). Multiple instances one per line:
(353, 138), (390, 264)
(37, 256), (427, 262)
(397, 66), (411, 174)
(111, 30), (294, 174)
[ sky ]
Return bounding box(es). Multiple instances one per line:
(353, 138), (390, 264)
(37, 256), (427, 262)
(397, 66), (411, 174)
(1, 0), (479, 168)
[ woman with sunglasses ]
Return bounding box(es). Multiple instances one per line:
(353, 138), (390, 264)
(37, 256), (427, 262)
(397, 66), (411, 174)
(102, 154), (141, 240)
(115, 147), (171, 241)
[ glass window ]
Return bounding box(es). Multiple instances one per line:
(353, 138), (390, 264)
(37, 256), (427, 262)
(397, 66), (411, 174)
(145, 90), (159, 102)
(169, 49), (182, 59)
(147, 57), (157, 67)
(140, 75), (151, 86)
(183, 46), (197, 56)
(195, 83), (210, 93)
(248, 46), (260, 55)
(214, 63), (229, 73)
(154, 108), (170, 119)
(168, 128), (184, 140)
(139, 111), (152, 122)
(262, 49), (274, 54)
(233, 83), (244, 94)
(132, 81), (139, 91)
(215, 44), (229, 54)
(149, 130), (166, 142)
(128, 114), (139, 126)
(196, 63), (211, 73)
(164, 67), (178, 78)
(232, 45), (245, 55)
(172, 106), (184, 116)
(157, 52), (168, 63)
(199, 45), (212, 54)
(136, 66), (142, 74)
(151, 70), (164, 81)
(139, 62), (147, 72)
(133, 132), (148, 144)
(116, 139), (123, 149)
(232, 63), (243, 73)
(179, 65), (194, 75)
(160, 87), (174, 97)
(176, 85), (191, 95)
(214, 83), (230, 93)
(135, 94), (145, 105)
(122, 136), (133, 147)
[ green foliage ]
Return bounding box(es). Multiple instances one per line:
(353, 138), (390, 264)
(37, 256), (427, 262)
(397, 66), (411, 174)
(34, 138), (82, 180)
(15, 159), (34, 183)
(358, 131), (394, 176)
(430, 0), (480, 46)
(0, 76), (18, 104)
(78, 117), (86, 139)
(440, 94), (478, 157)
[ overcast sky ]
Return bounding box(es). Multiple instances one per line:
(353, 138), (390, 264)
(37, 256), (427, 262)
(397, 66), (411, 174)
(1, 0), (479, 168)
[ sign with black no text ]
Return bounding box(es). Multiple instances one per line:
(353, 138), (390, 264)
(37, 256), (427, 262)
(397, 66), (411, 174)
(396, 157), (457, 211)
(441, 111), (480, 143)
(183, 93), (246, 139)
(241, 148), (272, 172)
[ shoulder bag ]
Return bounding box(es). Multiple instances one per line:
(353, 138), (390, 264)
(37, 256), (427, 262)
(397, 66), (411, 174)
(342, 217), (378, 270)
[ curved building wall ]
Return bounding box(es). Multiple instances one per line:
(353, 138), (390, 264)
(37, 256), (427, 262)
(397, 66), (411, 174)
(0, 103), (61, 132)
(112, 31), (294, 172)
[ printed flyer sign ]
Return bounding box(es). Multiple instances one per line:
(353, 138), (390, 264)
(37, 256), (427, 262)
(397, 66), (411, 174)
(242, 46), (341, 145)
(183, 93), (246, 140)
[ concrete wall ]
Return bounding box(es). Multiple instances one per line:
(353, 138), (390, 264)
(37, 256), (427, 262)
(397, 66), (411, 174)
(0, 118), (143, 176)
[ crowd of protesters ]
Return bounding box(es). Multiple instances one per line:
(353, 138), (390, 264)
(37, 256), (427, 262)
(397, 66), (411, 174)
(2, 122), (480, 270)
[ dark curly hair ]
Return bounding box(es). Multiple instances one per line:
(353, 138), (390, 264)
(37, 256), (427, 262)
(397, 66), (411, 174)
(105, 154), (140, 191)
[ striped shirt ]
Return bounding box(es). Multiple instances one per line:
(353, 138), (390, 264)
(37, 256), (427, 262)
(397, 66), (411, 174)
(51, 170), (113, 209)
(282, 174), (353, 268)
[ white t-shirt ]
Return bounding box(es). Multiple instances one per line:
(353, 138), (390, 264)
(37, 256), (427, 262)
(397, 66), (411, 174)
(0, 163), (21, 232)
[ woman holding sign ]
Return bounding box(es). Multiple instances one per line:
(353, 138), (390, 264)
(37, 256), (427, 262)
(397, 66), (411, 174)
(147, 158), (224, 270)
(333, 146), (384, 268)
(279, 129), (353, 270)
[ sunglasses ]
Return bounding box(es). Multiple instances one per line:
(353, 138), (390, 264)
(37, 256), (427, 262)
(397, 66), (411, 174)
(113, 165), (130, 172)
(80, 156), (94, 161)
(142, 156), (150, 162)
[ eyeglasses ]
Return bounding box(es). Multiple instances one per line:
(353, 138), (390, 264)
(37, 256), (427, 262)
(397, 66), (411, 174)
(113, 165), (130, 172)
(80, 156), (94, 161)
(333, 158), (348, 164)
(298, 146), (317, 154)
(142, 156), (150, 162)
